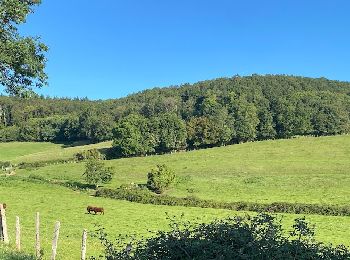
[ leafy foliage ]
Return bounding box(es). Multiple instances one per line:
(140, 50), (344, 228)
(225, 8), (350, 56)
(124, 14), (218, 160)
(83, 158), (114, 187)
(78, 109), (114, 142)
(112, 114), (156, 157)
(147, 164), (176, 194)
(0, 0), (48, 96)
(75, 148), (105, 161)
(152, 113), (187, 153)
(92, 213), (350, 260)
(1, 75), (350, 157)
(232, 97), (260, 142)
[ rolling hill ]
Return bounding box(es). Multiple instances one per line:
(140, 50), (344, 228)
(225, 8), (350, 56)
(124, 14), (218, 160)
(0, 135), (350, 258)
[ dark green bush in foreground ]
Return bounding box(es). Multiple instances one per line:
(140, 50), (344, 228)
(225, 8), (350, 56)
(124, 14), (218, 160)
(96, 186), (350, 216)
(92, 213), (350, 260)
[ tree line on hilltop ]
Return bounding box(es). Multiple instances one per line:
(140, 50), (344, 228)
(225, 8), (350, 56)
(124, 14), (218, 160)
(1, 75), (350, 157)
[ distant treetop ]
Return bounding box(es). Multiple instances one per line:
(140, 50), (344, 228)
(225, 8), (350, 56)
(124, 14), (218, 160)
(0, 75), (350, 156)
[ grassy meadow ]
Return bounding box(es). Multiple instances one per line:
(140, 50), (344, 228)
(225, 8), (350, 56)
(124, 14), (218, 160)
(1, 135), (350, 259)
(1, 179), (350, 259)
(0, 141), (111, 163)
(13, 135), (350, 205)
(0, 179), (235, 259)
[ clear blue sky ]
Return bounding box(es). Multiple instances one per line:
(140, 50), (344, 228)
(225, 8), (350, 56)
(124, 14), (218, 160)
(14, 0), (350, 99)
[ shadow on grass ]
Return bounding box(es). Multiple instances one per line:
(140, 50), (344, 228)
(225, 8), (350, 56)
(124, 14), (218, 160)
(97, 147), (118, 160)
(57, 140), (93, 148)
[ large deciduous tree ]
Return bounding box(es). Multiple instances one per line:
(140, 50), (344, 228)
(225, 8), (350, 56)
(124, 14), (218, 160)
(230, 97), (259, 142)
(79, 109), (114, 142)
(112, 114), (156, 157)
(151, 113), (187, 153)
(0, 0), (48, 96)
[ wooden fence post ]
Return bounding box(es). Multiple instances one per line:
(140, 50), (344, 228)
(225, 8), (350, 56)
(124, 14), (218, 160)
(81, 229), (87, 260)
(15, 216), (21, 251)
(0, 204), (3, 241)
(51, 221), (60, 260)
(0, 204), (9, 244)
(35, 212), (40, 258)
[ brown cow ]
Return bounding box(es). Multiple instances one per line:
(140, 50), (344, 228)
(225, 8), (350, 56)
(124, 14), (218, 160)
(87, 206), (104, 215)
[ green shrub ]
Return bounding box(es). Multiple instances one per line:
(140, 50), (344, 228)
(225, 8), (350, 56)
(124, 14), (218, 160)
(0, 126), (20, 142)
(75, 148), (105, 161)
(92, 213), (350, 260)
(83, 158), (114, 187)
(147, 164), (176, 194)
(17, 159), (71, 170)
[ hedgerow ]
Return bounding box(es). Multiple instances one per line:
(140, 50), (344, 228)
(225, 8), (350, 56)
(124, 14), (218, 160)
(91, 213), (350, 259)
(96, 185), (350, 216)
(17, 159), (74, 170)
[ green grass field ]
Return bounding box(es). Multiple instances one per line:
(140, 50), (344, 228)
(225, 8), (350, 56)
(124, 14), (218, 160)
(0, 179), (236, 259)
(0, 141), (111, 163)
(1, 135), (350, 259)
(16, 135), (350, 205)
(1, 179), (350, 259)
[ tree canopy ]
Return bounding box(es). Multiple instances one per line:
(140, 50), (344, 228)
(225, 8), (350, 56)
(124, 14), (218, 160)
(1, 75), (350, 158)
(0, 0), (47, 96)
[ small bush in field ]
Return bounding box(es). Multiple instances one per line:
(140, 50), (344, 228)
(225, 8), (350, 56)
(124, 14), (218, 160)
(147, 164), (176, 194)
(83, 158), (114, 188)
(75, 148), (105, 161)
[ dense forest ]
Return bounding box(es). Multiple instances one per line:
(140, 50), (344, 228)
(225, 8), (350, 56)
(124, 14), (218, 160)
(1, 75), (350, 157)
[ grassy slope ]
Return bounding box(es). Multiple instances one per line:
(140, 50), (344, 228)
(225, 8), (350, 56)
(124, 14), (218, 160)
(0, 141), (111, 163)
(0, 180), (349, 259)
(19, 135), (350, 205)
(1, 135), (350, 258)
(0, 179), (233, 259)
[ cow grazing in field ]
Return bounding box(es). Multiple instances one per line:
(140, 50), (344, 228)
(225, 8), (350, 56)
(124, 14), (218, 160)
(87, 206), (104, 215)
(0, 203), (6, 210)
